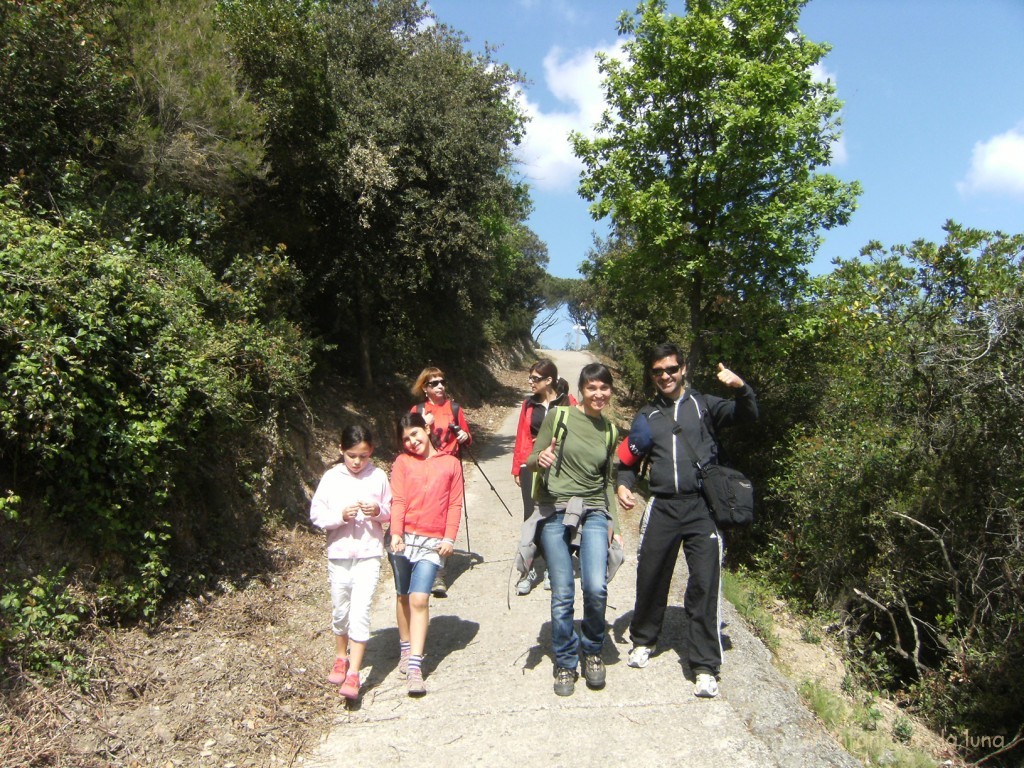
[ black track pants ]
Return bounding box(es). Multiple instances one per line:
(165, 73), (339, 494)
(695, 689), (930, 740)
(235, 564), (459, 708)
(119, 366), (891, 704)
(629, 496), (723, 675)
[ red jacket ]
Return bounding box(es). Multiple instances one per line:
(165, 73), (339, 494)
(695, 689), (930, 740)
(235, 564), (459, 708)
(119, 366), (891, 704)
(410, 399), (472, 457)
(511, 393), (577, 476)
(390, 451), (464, 542)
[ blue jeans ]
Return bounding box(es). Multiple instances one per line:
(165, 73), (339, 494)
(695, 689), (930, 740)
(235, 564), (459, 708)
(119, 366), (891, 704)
(389, 553), (440, 596)
(539, 508), (610, 670)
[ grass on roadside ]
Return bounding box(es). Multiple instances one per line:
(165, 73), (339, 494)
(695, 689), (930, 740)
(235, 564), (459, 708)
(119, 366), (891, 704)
(722, 567), (780, 652)
(725, 567), (943, 768)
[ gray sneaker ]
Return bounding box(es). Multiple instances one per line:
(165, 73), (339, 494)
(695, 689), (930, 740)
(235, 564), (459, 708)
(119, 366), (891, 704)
(516, 568), (536, 596)
(583, 654), (606, 689)
(553, 666), (578, 697)
(407, 666), (426, 696)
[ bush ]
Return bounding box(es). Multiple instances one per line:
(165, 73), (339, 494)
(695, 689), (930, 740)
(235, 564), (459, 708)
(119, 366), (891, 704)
(762, 225), (1024, 758)
(0, 184), (311, 629)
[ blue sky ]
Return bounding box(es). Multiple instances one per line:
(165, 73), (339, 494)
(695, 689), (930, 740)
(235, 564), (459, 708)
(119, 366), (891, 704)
(427, 0), (1024, 348)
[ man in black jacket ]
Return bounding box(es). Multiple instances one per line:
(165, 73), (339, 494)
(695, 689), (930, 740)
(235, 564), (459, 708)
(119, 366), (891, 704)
(616, 342), (758, 698)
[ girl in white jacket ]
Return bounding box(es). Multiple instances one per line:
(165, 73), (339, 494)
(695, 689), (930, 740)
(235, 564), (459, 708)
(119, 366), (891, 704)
(310, 424), (392, 700)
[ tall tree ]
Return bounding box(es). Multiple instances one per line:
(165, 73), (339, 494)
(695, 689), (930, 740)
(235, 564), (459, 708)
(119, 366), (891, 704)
(221, 0), (529, 385)
(573, 0), (860, 368)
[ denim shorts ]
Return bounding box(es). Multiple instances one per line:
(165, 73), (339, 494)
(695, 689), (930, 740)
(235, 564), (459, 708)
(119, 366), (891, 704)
(389, 552), (440, 596)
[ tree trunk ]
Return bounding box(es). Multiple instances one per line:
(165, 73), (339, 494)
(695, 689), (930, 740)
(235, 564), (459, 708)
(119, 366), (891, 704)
(688, 270), (704, 372)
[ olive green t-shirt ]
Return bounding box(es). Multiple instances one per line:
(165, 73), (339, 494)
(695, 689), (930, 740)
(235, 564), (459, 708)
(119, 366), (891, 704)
(527, 406), (619, 534)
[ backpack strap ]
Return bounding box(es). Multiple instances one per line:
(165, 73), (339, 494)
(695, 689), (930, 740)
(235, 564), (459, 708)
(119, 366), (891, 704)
(417, 400), (461, 423)
(550, 406), (570, 477)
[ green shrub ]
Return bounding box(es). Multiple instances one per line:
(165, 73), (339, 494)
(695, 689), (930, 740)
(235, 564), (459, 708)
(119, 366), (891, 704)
(0, 184), (311, 626)
(0, 569), (89, 685)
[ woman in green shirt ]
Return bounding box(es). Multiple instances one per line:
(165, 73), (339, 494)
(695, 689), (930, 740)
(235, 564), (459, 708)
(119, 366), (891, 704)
(527, 362), (620, 697)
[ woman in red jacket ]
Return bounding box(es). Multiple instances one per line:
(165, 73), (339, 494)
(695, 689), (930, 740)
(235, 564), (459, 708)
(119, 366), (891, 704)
(389, 412), (464, 696)
(409, 366), (472, 457)
(511, 359), (575, 595)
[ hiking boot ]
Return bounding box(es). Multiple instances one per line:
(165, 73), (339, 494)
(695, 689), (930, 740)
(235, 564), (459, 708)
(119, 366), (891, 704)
(694, 672), (719, 698)
(407, 666), (426, 696)
(398, 647), (410, 676)
(339, 672), (360, 700)
(627, 645), (651, 669)
(431, 573), (448, 598)
(583, 654), (606, 689)
(553, 666), (578, 697)
(516, 568), (536, 596)
(327, 656), (349, 684)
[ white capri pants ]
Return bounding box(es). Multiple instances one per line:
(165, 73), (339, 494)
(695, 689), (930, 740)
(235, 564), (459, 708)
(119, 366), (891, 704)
(328, 556), (382, 642)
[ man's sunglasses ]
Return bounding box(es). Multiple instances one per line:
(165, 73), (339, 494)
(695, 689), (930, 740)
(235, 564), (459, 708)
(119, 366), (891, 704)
(650, 365), (682, 377)
(426, 379), (446, 388)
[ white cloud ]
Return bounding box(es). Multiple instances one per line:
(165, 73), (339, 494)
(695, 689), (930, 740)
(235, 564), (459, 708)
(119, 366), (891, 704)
(514, 41), (627, 191)
(957, 124), (1024, 198)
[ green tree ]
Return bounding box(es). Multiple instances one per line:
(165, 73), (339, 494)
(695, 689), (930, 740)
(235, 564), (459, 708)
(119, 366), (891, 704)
(221, 0), (529, 384)
(573, 0), (860, 368)
(116, 0), (266, 201)
(767, 224), (1024, 749)
(0, 0), (129, 197)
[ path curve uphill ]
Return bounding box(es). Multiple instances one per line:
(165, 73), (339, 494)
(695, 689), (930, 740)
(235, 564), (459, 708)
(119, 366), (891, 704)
(308, 350), (858, 768)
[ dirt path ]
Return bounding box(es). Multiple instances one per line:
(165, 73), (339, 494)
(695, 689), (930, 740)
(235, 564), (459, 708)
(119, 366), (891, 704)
(306, 350), (858, 767)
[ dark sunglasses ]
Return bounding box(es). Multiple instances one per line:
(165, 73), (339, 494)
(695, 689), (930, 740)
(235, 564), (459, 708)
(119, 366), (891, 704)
(528, 375), (547, 383)
(650, 365), (682, 377)
(426, 379), (446, 388)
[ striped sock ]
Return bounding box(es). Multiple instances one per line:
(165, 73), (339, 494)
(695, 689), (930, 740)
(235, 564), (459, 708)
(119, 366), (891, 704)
(408, 654), (423, 674)
(400, 641), (411, 656)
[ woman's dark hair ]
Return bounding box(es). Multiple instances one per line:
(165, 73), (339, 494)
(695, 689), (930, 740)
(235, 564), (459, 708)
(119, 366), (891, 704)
(578, 362), (614, 391)
(554, 377), (570, 398)
(341, 424), (374, 451)
(530, 358), (558, 381)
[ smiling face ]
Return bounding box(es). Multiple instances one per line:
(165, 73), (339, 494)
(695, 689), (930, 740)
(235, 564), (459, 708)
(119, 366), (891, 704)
(402, 426), (432, 458)
(579, 379), (612, 416)
(342, 441), (374, 474)
(650, 354), (685, 400)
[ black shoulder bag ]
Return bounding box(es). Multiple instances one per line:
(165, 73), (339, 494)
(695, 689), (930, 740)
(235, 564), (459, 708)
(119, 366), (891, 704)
(678, 398), (754, 528)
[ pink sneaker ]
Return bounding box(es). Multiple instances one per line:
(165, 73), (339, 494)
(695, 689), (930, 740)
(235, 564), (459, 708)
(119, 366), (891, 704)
(327, 657), (349, 684)
(339, 672), (361, 700)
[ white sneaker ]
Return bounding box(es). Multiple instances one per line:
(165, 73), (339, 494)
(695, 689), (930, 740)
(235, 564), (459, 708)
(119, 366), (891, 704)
(516, 569), (535, 596)
(694, 673), (719, 698)
(627, 646), (651, 668)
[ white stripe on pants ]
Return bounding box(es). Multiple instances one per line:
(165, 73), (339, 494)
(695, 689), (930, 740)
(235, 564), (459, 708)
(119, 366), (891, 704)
(328, 556), (381, 642)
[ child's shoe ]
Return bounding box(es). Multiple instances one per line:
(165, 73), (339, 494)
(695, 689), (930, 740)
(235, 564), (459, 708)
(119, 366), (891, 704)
(339, 672), (360, 700)
(327, 657), (349, 684)
(406, 666), (426, 696)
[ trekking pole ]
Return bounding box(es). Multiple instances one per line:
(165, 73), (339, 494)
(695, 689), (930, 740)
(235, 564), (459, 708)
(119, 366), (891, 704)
(459, 465), (472, 553)
(460, 444), (514, 518)
(449, 423), (514, 517)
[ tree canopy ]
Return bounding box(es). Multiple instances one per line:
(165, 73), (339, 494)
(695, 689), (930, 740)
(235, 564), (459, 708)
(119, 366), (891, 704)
(573, 0), (860, 369)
